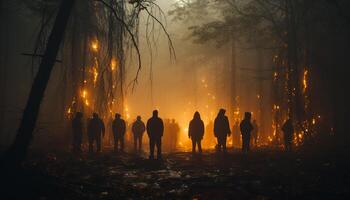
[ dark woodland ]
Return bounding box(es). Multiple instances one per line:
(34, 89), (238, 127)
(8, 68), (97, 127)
(0, 0), (350, 199)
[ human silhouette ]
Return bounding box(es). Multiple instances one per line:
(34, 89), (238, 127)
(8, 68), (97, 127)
(146, 110), (164, 160)
(251, 119), (259, 147)
(87, 113), (105, 153)
(240, 112), (253, 153)
(282, 119), (294, 151)
(169, 119), (180, 152)
(214, 109), (231, 152)
(188, 112), (205, 154)
(112, 113), (126, 152)
(72, 112), (83, 153)
(131, 116), (146, 153)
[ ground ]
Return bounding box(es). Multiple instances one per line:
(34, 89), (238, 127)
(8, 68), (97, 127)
(2, 146), (350, 199)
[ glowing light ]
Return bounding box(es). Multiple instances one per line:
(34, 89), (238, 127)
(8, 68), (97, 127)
(312, 118), (316, 125)
(91, 40), (99, 52)
(85, 99), (89, 106)
(111, 58), (117, 71)
(81, 90), (87, 98)
(67, 107), (72, 114)
(298, 133), (303, 139)
(183, 127), (188, 133)
(303, 69), (308, 93)
(93, 67), (98, 84)
(268, 136), (273, 142)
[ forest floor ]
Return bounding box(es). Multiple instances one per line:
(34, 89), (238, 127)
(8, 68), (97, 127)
(2, 146), (350, 199)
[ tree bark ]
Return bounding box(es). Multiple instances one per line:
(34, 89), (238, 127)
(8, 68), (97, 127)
(2, 0), (75, 166)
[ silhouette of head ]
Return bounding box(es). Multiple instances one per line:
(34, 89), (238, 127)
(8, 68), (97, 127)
(172, 119), (176, 123)
(152, 110), (158, 117)
(76, 112), (83, 118)
(93, 113), (98, 118)
(218, 109), (226, 116)
(193, 111), (200, 120)
(137, 116), (141, 121)
(115, 113), (121, 119)
(244, 112), (251, 120)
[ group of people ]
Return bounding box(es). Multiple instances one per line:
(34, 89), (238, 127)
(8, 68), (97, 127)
(71, 108), (295, 159)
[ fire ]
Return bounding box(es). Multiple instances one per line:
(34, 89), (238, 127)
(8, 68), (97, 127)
(298, 133), (303, 140)
(81, 90), (87, 99)
(93, 67), (98, 84)
(91, 40), (99, 52)
(111, 58), (117, 71)
(303, 69), (308, 93)
(85, 99), (89, 106)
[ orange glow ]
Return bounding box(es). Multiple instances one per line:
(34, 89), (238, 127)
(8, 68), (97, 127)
(81, 90), (87, 99)
(303, 69), (308, 93)
(111, 58), (117, 71)
(93, 67), (98, 84)
(91, 40), (99, 52)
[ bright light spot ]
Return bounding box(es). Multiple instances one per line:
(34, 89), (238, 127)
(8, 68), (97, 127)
(81, 90), (87, 98)
(111, 58), (117, 71)
(303, 69), (308, 93)
(93, 67), (98, 84)
(91, 40), (99, 52)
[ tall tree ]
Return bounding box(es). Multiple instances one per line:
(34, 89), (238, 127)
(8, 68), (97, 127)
(2, 0), (75, 166)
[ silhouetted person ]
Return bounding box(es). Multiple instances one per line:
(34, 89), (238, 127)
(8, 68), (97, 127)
(87, 113), (105, 153)
(282, 119), (294, 151)
(251, 119), (259, 147)
(112, 113), (126, 152)
(188, 112), (205, 154)
(147, 110), (164, 160)
(169, 119), (180, 151)
(132, 116), (146, 153)
(240, 112), (253, 153)
(214, 109), (231, 152)
(72, 112), (83, 153)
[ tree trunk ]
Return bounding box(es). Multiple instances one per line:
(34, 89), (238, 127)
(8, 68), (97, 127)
(2, 0), (75, 166)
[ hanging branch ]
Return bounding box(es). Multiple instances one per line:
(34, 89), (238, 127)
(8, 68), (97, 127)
(95, 0), (142, 91)
(140, 4), (176, 61)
